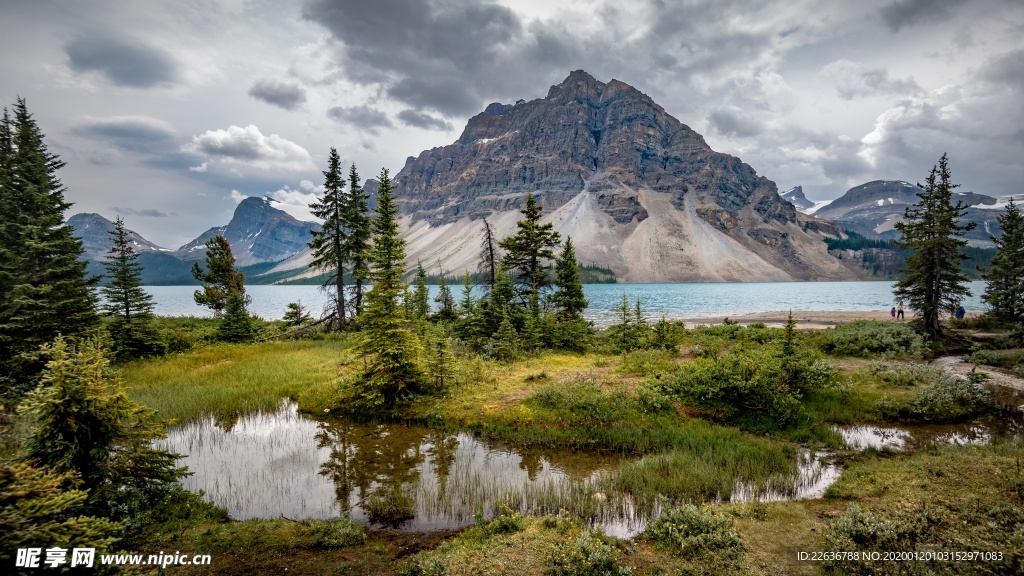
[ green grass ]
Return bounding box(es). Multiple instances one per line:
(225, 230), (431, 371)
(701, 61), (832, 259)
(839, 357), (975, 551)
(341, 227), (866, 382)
(118, 339), (351, 422)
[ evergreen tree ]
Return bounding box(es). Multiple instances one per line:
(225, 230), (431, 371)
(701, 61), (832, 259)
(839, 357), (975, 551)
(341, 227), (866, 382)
(478, 217), (499, 289)
(434, 273), (456, 321)
(191, 235), (245, 316)
(893, 154), (975, 339)
(308, 148), (348, 329)
(982, 197), (1024, 323)
(354, 168), (423, 410)
(344, 163), (373, 318)
(0, 98), (98, 394)
(412, 261), (430, 321)
(492, 315), (519, 362)
(283, 301), (311, 327)
(459, 271), (475, 317)
(101, 217), (163, 361)
(551, 236), (588, 320)
(499, 194), (561, 304)
(217, 293), (258, 343)
(19, 337), (186, 519)
(485, 267), (518, 332)
(423, 324), (455, 391)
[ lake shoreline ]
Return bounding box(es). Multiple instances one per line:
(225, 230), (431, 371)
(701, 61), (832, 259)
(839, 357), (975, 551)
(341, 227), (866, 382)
(681, 310), (900, 329)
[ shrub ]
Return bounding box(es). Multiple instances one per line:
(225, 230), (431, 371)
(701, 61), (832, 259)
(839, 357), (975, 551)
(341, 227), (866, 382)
(618, 348), (677, 375)
(868, 361), (938, 387)
(969, 349), (1024, 368)
(483, 505), (525, 536)
(823, 504), (937, 575)
(306, 515), (366, 549)
(910, 373), (990, 422)
(545, 530), (632, 576)
(645, 504), (744, 563)
(401, 559), (449, 576)
(820, 321), (924, 358)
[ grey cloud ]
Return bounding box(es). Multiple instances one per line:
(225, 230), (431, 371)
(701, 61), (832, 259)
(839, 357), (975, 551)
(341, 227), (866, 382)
(823, 61), (922, 100)
(73, 116), (177, 153)
(249, 78), (307, 110)
(397, 109), (452, 131)
(708, 108), (765, 138)
(327, 105), (393, 134)
(980, 48), (1024, 87)
(65, 35), (179, 88)
(879, 0), (960, 32)
(114, 207), (171, 217)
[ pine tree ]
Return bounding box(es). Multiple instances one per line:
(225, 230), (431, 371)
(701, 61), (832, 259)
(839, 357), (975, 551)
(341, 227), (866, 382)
(459, 271), (475, 317)
(0, 99), (98, 394)
(499, 194), (561, 304)
(478, 217), (499, 289)
(308, 148), (348, 329)
(217, 293), (258, 342)
(191, 235), (245, 316)
(893, 154), (975, 339)
(354, 168), (423, 410)
(551, 236), (588, 321)
(19, 337), (185, 518)
(283, 301), (311, 327)
(492, 314), (519, 362)
(412, 261), (430, 321)
(434, 273), (456, 321)
(344, 163), (372, 319)
(101, 217), (163, 361)
(982, 197), (1024, 323)
(423, 324), (455, 391)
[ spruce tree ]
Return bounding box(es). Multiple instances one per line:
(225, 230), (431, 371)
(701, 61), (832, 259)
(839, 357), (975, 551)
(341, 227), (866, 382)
(101, 217), (163, 361)
(217, 293), (258, 343)
(551, 236), (588, 320)
(499, 194), (561, 304)
(308, 148), (348, 329)
(354, 168), (423, 410)
(492, 314), (519, 362)
(981, 197), (1024, 323)
(283, 301), (311, 327)
(0, 98), (98, 394)
(343, 163), (372, 319)
(191, 235), (246, 316)
(412, 261), (430, 321)
(19, 337), (185, 519)
(478, 217), (499, 289)
(459, 271), (475, 317)
(434, 274), (456, 321)
(893, 154), (975, 339)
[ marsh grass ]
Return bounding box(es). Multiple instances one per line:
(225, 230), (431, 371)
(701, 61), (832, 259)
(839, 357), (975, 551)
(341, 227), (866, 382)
(119, 339), (352, 421)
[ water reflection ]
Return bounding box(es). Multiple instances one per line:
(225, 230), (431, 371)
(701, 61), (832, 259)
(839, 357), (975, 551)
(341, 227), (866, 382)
(161, 401), (618, 530)
(836, 413), (1022, 452)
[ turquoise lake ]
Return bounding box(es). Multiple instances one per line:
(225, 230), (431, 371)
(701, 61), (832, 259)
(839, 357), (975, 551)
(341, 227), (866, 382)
(143, 281), (990, 326)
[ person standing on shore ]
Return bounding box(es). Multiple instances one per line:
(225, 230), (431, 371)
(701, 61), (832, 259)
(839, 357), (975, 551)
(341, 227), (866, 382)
(891, 306), (897, 320)
(897, 301), (905, 320)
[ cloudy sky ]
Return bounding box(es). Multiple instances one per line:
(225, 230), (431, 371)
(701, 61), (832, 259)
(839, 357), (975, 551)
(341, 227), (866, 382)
(2, 0), (1023, 247)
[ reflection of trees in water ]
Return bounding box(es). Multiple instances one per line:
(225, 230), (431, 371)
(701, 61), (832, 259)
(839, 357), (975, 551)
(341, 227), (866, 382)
(424, 431), (459, 489)
(315, 420), (426, 524)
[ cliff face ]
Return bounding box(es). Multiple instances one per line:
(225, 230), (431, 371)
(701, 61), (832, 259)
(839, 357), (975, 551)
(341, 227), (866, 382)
(394, 70), (856, 282)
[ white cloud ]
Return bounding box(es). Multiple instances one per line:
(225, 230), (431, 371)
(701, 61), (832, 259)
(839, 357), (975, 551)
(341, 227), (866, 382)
(268, 184), (320, 222)
(229, 189), (247, 203)
(183, 125), (313, 171)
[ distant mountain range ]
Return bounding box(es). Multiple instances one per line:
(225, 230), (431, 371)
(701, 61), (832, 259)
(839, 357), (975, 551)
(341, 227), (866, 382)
(786, 180), (1009, 248)
(68, 70), (1019, 285)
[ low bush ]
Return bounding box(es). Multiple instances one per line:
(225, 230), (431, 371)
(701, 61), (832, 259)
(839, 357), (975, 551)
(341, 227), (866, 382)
(819, 320), (924, 358)
(306, 515), (365, 549)
(618, 348), (677, 375)
(645, 504), (744, 565)
(969, 349), (1024, 369)
(482, 505), (525, 536)
(868, 361), (938, 387)
(545, 530), (632, 576)
(909, 373), (991, 422)
(823, 504), (938, 575)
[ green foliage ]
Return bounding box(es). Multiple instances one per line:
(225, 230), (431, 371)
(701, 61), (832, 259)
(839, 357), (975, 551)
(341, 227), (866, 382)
(825, 230), (899, 251)
(818, 320), (924, 357)
(545, 530), (632, 576)
(305, 515), (366, 549)
(0, 98), (99, 396)
(823, 504), (938, 576)
(18, 337), (186, 520)
(308, 148), (349, 329)
(191, 234), (246, 316)
(908, 374), (990, 422)
(412, 261), (430, 321)
(551, 236), (588, 320)
(868, 361), (938, 387)
(434, 274), (456, 321)
(217, 292), (259, 343)
(282, 301), (312, 327)
(982, 197), (1024, 323)
(645, 504), (744, 568)
(343, 163), (372, 318)
(893, 154), (975, 339)
(423, 324), (455, 392)
(969, 349), (1024, 369)
(482, 505), (525, 536)
(478, 217), (499, 288)
(602, 295), (651, 353)
(101, 217), (164, 361)
(0, 460), (121, 567)
(499, 194), (562, 304)
(401, 558), (450, 576)
(492, 315), (520, 362)
(352, 168), (424, 411)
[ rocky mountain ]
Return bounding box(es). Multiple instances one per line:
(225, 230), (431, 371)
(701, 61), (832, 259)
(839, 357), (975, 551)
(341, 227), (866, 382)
(813, 180), (1005, 247)
(68, 213), (170, 260)
(779, 186), (814, 212)
(388, 70), (856, 282)
(174, 197), (319, 266)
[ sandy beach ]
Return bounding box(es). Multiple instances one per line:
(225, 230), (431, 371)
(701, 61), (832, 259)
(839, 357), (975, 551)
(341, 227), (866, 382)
(681, 310), (906, 329)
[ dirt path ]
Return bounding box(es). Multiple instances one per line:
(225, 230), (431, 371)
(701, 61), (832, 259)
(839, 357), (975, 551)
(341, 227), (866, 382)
(931, 356), (1024, 392)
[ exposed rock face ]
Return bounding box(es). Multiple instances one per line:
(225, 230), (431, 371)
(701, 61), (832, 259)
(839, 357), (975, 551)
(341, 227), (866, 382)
(394, 70), (855, 282)
(780, 186), (816, 212)
(814, 180), (1004, 247)
(174, 197), (319, 266)
(67, 213), (168, 260)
